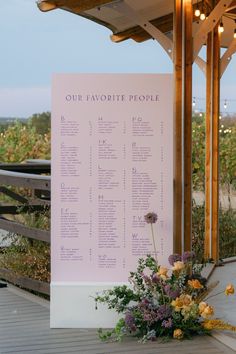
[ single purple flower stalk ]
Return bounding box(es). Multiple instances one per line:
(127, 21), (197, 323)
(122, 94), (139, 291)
(168, 253), (182, 266)
(144, 212), (158, 224)
(144, 212), (158, 263)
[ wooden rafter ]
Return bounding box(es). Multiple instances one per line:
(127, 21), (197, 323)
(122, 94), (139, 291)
(111, 13), (173, 43)
(38, 0), (112, 12)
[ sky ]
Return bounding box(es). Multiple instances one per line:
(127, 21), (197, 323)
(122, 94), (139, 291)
(0, 0), (235, 117)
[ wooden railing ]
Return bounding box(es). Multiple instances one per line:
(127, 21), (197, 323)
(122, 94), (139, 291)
(0, 162), (51, 295)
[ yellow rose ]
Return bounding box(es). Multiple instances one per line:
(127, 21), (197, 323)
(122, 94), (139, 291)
(173, 328), (184, 339)
(172, 261), (185, 271)
(188, 279), (203, 289)
(201, 305), (214, 318)
(157, 266), (169, 279)
(171, 298), (183, 311)
(198, 301), (207, 314)
(172, 294), (193, 312)
(182, 294), (193, 307)
(225, 283), (234, 296)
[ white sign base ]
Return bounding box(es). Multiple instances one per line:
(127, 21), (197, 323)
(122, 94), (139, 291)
(50, 283), (123, 328)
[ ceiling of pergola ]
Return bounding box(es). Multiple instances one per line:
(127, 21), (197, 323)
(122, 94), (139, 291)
(37, 0), (236, 48)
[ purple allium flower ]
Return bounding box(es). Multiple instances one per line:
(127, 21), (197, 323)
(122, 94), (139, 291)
(168, 253), (182, 266)
(182, 251), (196, 263)
(151, 273), (161, 284)
(162, 318), (173, 328)
(156, 304), (172, 320)
(144, 212), (158, 224)
(125, 311), (136, 332)
(164, 284), (180, 299)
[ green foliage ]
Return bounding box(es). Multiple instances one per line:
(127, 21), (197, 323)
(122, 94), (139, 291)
(192, 201), (236, 260)
(219, 208), (236, 259)
(28, 111), (51, 135)
(192, 114), (236, 192)
(192, 200), (205, 263)
(0, 209), (50, 282)
(192, 119), (205, 191)
(0, 120), (50, 162)
(220, 125), (236, 191)
(0, 234), (50, 283)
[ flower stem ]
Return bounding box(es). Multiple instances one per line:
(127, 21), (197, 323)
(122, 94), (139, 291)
(151, 223), (157, 264)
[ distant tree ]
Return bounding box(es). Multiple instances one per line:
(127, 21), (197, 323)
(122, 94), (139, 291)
(28, 111), (51, 135)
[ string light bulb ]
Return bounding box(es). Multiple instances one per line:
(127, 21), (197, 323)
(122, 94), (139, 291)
(192, 97), (196, 107)
(200, 1), (205, 21)
(224, 100), (227, 109)
(195, 1), (200, 17)
(200, 12), (206, 20)
(219, 19), (224, 33)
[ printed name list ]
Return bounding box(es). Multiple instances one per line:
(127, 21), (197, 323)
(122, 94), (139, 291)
(52, 74), (173, 283)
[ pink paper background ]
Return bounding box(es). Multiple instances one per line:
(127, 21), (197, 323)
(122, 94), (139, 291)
(51, 74), (173, 282)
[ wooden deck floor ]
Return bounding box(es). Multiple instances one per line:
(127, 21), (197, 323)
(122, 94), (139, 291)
(0, 285), (235, 354)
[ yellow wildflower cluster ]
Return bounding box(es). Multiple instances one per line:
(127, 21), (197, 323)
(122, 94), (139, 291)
(225, 283), (234, 296)
(202, 319), (236, 331)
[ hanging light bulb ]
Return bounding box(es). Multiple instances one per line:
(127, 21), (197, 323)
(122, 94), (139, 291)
(219, 19), (224, 33)
(192, 97), (196, 107)
(195, 1), (200, 17)
(200, 12), (206, 20)
(224, 100), (227, 109)
(200, 1), (206, 20)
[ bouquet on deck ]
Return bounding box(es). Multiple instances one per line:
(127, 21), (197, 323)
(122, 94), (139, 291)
(95, 212), (236, 342)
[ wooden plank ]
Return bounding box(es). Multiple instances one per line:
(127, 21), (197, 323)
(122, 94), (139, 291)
(211, 24), (220, 263)
(183, 0), (193, 251)
(0, 170), (50, 190)
(173, 0), (183, 254)
(0, 268), (50, 295)
(0, 162), (50, 174)
(0, 204), (49, 214)
(0, 186), (28, 203)
(0, 218), (50, 243)
(205, 32), (212, 260)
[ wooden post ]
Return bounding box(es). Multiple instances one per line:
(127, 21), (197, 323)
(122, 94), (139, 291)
(173, 0), (183, 254)
(211, 24), (220, 263)
(173, 0), (193, 254)
(183, 0), (193, 251)
(205, 32), (212, 260)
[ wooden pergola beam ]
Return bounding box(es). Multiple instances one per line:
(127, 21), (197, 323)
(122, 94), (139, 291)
(37, 0), (112, 12)
(193, 0), (234, 60)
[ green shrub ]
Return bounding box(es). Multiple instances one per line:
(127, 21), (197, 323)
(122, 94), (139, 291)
(0, 120), (50, 162)
(192, 201), (236, 261)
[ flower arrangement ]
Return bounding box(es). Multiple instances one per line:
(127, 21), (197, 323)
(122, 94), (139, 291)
(95, 212), (236, 342)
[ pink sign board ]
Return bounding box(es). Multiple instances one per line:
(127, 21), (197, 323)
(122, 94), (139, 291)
(52, 74), (173, 283)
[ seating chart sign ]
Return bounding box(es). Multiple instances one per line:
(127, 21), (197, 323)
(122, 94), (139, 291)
(51, 74), (173, 285)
